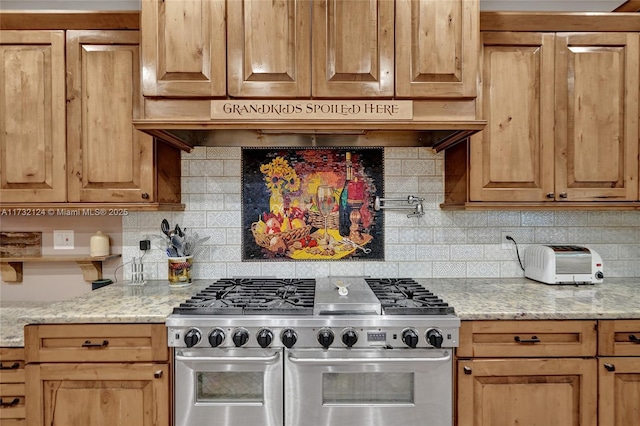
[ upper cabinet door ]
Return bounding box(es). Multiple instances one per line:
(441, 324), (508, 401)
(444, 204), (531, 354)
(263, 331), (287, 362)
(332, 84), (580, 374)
(0, 31), (66, 203)
(396, 0), (478, 98)
(469, 32), (555, 202)
(141, 0), (226, 97)
(312, 0), (394, 98)
(555, 33), (639, 202)
(227, 0), (311, 97)
(66, 31), (154, 203)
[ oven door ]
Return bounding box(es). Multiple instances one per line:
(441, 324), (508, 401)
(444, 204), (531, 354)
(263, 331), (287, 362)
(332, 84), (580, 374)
(285, 348), (453, 426)
(174, 348), (283, 426)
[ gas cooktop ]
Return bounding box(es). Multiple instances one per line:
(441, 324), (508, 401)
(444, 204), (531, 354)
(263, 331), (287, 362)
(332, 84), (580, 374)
(172, 277), (454, 316)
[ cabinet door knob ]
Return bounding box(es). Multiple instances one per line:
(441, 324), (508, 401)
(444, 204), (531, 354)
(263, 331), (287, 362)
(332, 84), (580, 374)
(82, 339), (109, 348)
(514, 335), (540, 344)
(154, 370), (163, 379)
(141, 193), (150, 199)
(546, 193), (554, 198)
(629, 334), (639, 343)
(604, 363), (616, 372)
(463, 366), (472, 375)
(559, 192), (568, 199)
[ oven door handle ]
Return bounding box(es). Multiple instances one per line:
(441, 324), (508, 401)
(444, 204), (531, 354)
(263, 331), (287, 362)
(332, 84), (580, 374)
(175, 352), (280, 364)
(287, 352), (451, 364)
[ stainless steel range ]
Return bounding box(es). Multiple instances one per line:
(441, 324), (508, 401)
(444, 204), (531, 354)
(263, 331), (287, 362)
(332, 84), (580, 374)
(167, 277), (459, 426)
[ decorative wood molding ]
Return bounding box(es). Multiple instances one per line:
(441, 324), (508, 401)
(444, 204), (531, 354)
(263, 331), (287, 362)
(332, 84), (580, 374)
(480, 12), (640, 32)
(0, 11), (140, 30)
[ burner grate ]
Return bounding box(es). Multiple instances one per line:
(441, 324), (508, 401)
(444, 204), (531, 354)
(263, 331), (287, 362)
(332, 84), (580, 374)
(365, 278), (455, 315)
(173, 278), (316, 315)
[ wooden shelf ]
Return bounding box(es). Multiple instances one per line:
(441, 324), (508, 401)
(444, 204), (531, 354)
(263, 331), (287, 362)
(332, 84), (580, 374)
(0, 254), (121, 283)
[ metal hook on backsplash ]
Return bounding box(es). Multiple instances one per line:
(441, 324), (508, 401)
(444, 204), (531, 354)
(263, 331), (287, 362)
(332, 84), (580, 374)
(374, 196), (425, 218)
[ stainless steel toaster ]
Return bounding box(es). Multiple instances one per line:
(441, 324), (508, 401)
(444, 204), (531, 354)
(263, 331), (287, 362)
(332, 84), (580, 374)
(524, 245), (604, 285)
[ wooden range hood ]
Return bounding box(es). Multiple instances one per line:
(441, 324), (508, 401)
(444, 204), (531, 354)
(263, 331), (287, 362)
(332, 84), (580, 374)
(133, 121), (486, 153)
(133, 99), (486, 153)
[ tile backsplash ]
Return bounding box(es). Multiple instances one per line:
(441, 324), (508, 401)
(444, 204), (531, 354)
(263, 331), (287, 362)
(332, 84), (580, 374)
(122, 147), (640, 281)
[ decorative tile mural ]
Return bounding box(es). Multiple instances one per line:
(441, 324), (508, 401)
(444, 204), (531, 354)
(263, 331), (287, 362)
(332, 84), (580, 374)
(241, 147), (384, 261)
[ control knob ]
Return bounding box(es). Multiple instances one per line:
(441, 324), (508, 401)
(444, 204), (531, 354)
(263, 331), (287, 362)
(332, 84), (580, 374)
(595, 271), (604, 280)
(281, 329), (298, 349)
(341, 328), (358, 347)
(257, 329), (274, 348)
(208, 328), (225, 347)
(317, 328), (335, 349)
(232, 328), (250, 347)
(402, 328), (419, 348)
(184, 328), (202, 348)
(426, 328), (444, 348)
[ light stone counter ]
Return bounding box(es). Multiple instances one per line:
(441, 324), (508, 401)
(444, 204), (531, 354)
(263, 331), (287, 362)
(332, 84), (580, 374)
(1, 278), (639, 347)
(423, 277), (640, 320)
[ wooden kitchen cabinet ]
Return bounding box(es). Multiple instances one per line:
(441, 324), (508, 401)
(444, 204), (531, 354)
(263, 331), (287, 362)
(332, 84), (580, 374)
(0, 31), (67, 203)
(395, 0), (478, 98)
(597, 320), (640, 426)
(0, 347), (26, 426)
(456, 320), (598, 426)
(0, 23), (182, 210)
(466, 31), (639, 204)
(144, 0), (477, 99)
(66, 30), (155, 203)
(141, 0), (226, 97)
(312, 0), (394, 98)
(24, 323), (170, 426)
(227, 0), (311, 97)
(228, 0), (393, 98)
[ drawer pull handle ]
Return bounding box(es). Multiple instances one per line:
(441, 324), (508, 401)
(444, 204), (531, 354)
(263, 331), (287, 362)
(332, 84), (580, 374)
(514, 336), (540, 344)
(629, 334), (639, 343)
(0, 398), (20, 408)
(0, 362), (19, 370)
(463, 366), (472, 375)
(82, 340), (109, 348)
(604, 363), (616, 372)
(154, 370), (163, 379)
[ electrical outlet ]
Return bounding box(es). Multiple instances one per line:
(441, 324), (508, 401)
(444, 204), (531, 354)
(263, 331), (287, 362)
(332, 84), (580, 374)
(54, 230), (74, 250)
(501, 231), (513, 250)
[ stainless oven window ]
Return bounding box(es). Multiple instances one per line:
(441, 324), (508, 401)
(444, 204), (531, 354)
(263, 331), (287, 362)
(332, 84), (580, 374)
(322, 372), (414, 404)
(197, 372), (264, 403)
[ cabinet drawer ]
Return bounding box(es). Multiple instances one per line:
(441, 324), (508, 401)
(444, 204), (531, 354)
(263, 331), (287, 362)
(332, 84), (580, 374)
(0, 383), (25, 420)
(24, 324), (168, 363)
(598, 320), (640, 356)
(0, 348), (26, 421)
(0, 348), (25, 384)
(457, 320), (597, 358)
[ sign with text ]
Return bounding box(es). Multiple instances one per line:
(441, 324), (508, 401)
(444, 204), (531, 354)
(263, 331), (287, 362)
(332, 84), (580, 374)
(211, 100), (412, 120)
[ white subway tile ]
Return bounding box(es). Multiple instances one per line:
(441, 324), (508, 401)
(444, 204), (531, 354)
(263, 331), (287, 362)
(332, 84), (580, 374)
(466, 262), (501, 278)
(433, 262), (466, 278)
(521, 211), (555, 226)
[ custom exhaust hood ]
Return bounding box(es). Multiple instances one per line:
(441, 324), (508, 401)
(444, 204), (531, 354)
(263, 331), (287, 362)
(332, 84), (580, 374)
(133, 100), (486, 152)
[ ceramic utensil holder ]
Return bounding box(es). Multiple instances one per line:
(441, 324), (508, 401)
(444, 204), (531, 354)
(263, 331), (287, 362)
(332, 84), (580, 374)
(168, 256), (193, 286)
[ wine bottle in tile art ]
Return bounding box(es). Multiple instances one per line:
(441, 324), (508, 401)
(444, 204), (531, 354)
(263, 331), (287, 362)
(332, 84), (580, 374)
(339, 152), (352, 237)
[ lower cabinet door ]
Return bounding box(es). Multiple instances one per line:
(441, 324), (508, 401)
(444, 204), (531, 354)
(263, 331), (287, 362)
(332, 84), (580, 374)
(599, 357), (640, 426)
(26, 363), (169, 426)
(457, 358), (597, 426)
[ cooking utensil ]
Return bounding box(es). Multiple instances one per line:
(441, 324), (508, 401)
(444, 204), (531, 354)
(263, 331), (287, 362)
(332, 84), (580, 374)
(171, 235), (184, 257)
(175, 224), (184, 237)
(161, 219), (171, 237)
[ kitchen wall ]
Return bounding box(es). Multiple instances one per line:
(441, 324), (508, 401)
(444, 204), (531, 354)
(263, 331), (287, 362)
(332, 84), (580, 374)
(0, 216), (122, 301)
(121, 147), (640, 282)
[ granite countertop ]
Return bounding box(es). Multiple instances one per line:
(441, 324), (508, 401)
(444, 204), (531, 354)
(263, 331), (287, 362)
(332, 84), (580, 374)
(1, 277), (638, 347)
